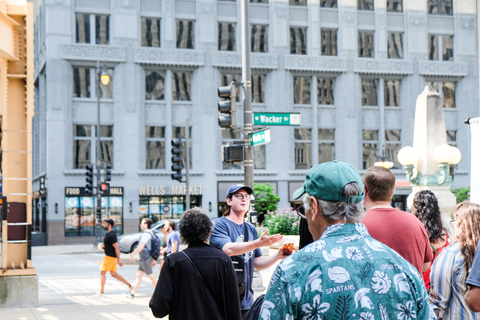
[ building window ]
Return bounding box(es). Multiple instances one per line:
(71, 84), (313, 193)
(294, 129), (312, 170)
(138, 196), (200, 222)
(290, 0), (307, 5)
(321, 0), (337, 8)
(76, 13), (90, 44)
(318, 129), (335, 163)
(146, 126), (165, 169)
(218, 22), (236, 51)
(428, 81), (455, 108)
(387, 32), (403, 59)
(384, 79), (401, 107)
(290, 27), (307, 55)
(428, 34), (453, 61)
(385, 129), (401, 168)
(251, 0), (268, 3)
(95, 15), (109, 45)
(176, 20), (195, 49)
(222, 130), (242, 170)
(145, 70), (165, 101)
(358, 0), (374, 10)
(428, 0), (453, 15)
(76, 14), (110, 45)
(321, 29), (337, 56)
(173, 126), (192, 169)
(251, 74), (265, 103)
(387, 0), (403, 12)
(172, 71), (191, 101)
(358, 31), (374, 58)
(251, 24), (268, 53)
(254, 145), (266, 169)
(317, 77), (334, 105)
(361, 79), (378, 106)
(73, 67), (91, 98)
(446, 130), (456, 146)
(294, 76), (311, 105)
(362, 129), (378, 169)
(141, 17), (160, 47)
(73, 125), (113, 169)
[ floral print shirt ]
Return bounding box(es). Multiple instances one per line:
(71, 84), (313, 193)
(260, 223), (437, 320)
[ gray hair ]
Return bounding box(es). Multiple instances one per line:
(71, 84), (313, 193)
(302, 182), (365, 223)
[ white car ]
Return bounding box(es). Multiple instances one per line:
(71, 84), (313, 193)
(118, 219), (180, 253)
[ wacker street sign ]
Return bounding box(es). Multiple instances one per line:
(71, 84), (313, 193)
(253, 112), (301, 126)
(250, 128), (271, 146)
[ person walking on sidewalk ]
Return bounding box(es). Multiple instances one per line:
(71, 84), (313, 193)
(124, 218), (157, 299)
(95, 219), (132, 297)
(163, 220), (180, 256)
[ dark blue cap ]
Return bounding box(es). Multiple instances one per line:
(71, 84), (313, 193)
(103, 219), (115, 226)
(225, 184), (253, 199)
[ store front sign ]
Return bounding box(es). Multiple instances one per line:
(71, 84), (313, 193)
(138, 185), (203, 196)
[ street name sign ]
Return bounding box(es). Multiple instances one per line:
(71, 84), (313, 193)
(250, 129), (271, 146)
(253, 112), (301, 126)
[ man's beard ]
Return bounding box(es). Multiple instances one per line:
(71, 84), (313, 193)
(103, 226), (109, 231)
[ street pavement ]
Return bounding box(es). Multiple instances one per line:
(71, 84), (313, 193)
(0, 244), (278, 320)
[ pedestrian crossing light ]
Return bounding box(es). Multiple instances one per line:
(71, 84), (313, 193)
(96, 205), (101, 223)
(105, 163), (112, 183)
(218, 82), (236, 129)
(171, 138), (183, 182)
(85, 164), (94, 195)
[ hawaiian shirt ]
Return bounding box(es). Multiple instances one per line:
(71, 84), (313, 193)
(260, 223), (437, 320)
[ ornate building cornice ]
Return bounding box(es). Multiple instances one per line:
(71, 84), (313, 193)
(354, 58), (413, 75)
(284, 55), (348, 72)
(419, 61), (468, 77)
(60, 44), (126, 62)
(134, 48), (204, 67)
(212, 52), (278, 70)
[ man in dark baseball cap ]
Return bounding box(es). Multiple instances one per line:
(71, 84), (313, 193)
(103, 219), (115, 227)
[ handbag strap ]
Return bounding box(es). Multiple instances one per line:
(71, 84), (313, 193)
(244, 223), (249, 242)
(182, 251), (216, 301)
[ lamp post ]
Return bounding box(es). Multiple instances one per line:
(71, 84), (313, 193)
(374, 149), (394, 169)
(94, 62), (110, 245)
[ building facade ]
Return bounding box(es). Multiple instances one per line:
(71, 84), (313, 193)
(32, 0), (478, 245)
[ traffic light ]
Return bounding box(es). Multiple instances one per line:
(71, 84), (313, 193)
(171, 138), (183, 182)
(218, 82), (236, 129)
(100, 182), (109, 192)
(105, 163), (112, 183)
(222, 144), (244, 162)
(96, 205), (101, 222)
(85, 164), (94, 195)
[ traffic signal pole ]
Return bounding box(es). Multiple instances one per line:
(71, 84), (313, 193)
(241, 0), (254, 189)
(185, 118), (190, 210)
(95, 62), (102, 245)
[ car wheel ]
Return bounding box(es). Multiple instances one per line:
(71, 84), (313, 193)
(130, 242), (138, 253)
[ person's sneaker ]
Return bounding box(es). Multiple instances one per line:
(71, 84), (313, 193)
(124, 291), (134, 299)
(93, 292), (105, 298)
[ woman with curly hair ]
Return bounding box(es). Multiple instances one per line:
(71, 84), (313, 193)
(411, 190), (449, 290)
(429, 201), (480, 319)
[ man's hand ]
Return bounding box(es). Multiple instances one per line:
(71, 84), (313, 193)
(258, 229), (283, 247)
(129, 253), (136, 262)
(117, 259), (123, 267)
(152, 259), (156, 267)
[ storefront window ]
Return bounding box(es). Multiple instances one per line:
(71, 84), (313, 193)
(138, 195), (201, 223)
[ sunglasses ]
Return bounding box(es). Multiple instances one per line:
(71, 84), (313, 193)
(296, 205), (306, 219)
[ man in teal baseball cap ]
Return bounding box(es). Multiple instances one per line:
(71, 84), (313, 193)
(259, 160), (436, 320)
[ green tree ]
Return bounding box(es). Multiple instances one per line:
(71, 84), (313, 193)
(451, 187), (470, 203)
(253, 183), (280, 225)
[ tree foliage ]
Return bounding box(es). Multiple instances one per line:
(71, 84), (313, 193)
(253, 183), (280, 218)
(451, 187), (470, 204)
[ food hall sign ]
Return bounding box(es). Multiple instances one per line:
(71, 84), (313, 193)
(139, 185), (203, 196)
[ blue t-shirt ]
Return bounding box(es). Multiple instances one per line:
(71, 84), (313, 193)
(166, 231), (180, 255)
(466, 239), (480, 288)
(210, 216), (262, 311)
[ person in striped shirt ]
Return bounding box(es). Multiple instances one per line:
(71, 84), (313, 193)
(429, 201), (480, 319)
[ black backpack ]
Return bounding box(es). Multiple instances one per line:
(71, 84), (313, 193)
(147, 230), (161, 260)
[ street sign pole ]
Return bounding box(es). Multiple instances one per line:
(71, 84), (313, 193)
(241, 0), (254, 190)
(185, 118), (190, 210)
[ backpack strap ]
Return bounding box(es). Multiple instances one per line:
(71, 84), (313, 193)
(145, 230), (154, 252)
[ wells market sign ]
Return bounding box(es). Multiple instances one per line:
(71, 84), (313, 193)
(139, 185), (203, 196)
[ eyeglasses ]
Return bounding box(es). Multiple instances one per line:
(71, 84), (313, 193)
(450, 218), (456, 228)
(232, 193), (251, 201)
(296, 205), (306, 219)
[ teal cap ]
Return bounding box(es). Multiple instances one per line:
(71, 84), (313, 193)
(292, 160), (364, 203)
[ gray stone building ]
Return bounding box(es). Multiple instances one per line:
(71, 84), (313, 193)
(32, 0), (478, 245)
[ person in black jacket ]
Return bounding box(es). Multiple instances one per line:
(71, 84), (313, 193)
(149, 207), (242, 320)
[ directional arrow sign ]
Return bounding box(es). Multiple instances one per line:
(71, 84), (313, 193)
(253, 112), (301, 126)
(250, 129), (271, 146)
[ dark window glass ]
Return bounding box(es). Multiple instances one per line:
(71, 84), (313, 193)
(384, 79), (400, 107)
(318, 129), (335, 163)
(73, 125), (92, 169)
(254, 145), (266, 169)
(218, 22), (236, 51)
(294, 76), (311, 104)
(251, 74), (265, 103)
(145, 70), (165, 100)
(176, 20), (195, 49)
(442, 35), (453, 61)
(321, 29), (337, 56)
(361, 79), (378, 106)
(290, 27), (307, 55)
(73, 67), (91, 98)
(146, 126), (165, 169)
(294, 129), (312, 170)
(428, 34), (439, 60)
(358, 31), (374, 58)
(362, 130), (378, 169)
(358, 0), (374, 10)
(386, 129), (401, 168)
(251, 24), (268, 53)
(442, 82), (455, 108)
(141, 17), (161, 47)
(76, 13), (90, 44)
(387, 32), (403, 59)
(321, 0), (337, 8)
(95, 15), (109, 45)
(290, 0), (307, 5)
(428, 0), (453, 15)
(172, 71), (191, 101)
(251, 0), (268, 2)
(387, 0), (403, 12)
(446, 130), (456, 146)
(317, 78), (334, 105)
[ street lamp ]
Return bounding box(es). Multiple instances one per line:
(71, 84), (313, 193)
(374, 149), (394, 169)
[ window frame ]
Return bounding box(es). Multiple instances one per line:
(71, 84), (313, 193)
(73, 124), (114, 169)
(294, 128), (312, 170)
(145, 126), (166, 170)
(141, 17), (161, 48)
